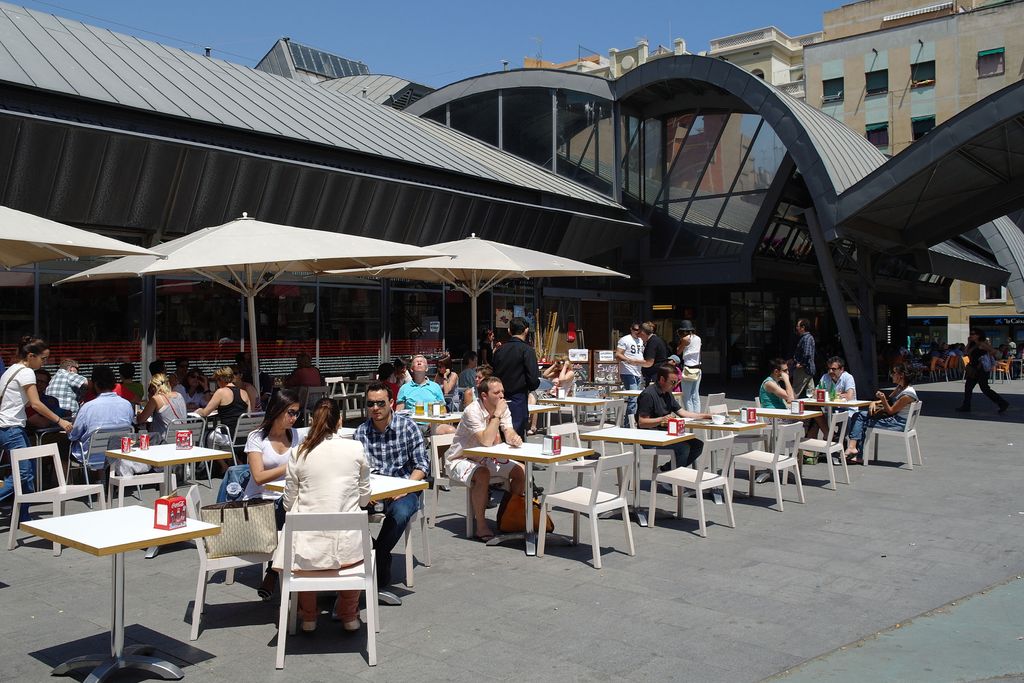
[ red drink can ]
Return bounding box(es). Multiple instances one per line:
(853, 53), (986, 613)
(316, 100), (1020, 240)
(175, 430), (193, 450)
(120, 436), (133, 454)
(138, 433), (150, 450)
(798, 400), (805, 413)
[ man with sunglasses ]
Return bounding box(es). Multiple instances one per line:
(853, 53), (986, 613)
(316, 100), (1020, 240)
(355, 381), (430, 596)
(807, 356), (857, 441)
(615, 322), (645, 422)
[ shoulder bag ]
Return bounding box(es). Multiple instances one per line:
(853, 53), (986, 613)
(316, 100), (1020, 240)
(199, 498), (278, 558)
(681, 366), (701, 382)
(496, 491), (554, 533)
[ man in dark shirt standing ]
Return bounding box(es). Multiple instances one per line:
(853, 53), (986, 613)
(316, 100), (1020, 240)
(638, 321), (669, 386)
(491, 317), (539, 438)
(790, 318), (816, 397)
(636, 364), (710, 468)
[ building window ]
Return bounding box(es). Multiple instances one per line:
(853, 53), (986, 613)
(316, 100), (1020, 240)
(865, 69), (888, 95)
(822, 77), (844, 103)
(981, 285), (1007, 303)
(751, 68), (765, 80)
(866, 122), (889, 148)
(978, 48), (1005, 78)
(911, 115), (936, 140)
(911, 60), (935, 88)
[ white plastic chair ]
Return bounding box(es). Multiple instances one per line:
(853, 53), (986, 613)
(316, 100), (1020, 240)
(185, 485), (273, 641)
(298, 386), (329, 427)
(703, 392), (725, 413)
(730, 422), (805, 511)
(368, 491), (431, 588)
(427, 432), (454, 529)
(649, 435), (736, 537)
(94, 427), (169, 507)
(536, 452), (636, 569)
(276, 511), (378, 668)
(7, 444), (106, 555)
(799, 410), (851, 490)
(710, 404), (767, 455)
(231, 413), (265, 466)
(166, 416), (208, 487)
(864, 401), (923, 469)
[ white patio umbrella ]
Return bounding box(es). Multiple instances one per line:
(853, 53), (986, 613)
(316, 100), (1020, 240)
(58, 214), (448, 382)
(331, 233), (628, 351)
(0, 205), (157, 268)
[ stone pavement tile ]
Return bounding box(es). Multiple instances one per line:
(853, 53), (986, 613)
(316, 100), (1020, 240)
(627, 653), (746, 683)
(355, 649), (505, 682)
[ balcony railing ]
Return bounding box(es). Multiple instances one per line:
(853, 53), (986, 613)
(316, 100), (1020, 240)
(710, 27), (823, 52)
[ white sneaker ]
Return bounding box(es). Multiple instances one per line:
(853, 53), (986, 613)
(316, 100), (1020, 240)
(343, 618), (361, 632)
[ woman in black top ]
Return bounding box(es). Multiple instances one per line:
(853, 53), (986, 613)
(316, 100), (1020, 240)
(956, 329), (1009, 413)
(197, 365), (252, 435)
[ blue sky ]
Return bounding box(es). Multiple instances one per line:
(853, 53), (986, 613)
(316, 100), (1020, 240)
(20, 0), (836, 86)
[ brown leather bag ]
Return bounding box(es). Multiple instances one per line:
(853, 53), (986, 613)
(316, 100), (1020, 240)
(496, 492), (554, 533)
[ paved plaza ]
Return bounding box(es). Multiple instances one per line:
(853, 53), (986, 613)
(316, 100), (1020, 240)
(3, 379), (1023, 682)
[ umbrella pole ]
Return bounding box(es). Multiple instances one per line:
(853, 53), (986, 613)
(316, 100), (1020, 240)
(246, 292), (260, 390)
(471, 292), (478, 356)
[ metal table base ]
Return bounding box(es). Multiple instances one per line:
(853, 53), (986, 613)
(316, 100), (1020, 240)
(53, 553), (183, 682)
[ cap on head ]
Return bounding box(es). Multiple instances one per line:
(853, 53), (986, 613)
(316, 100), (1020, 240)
(677, 320), (695, 333)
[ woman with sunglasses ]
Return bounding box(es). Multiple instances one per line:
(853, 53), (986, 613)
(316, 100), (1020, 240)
(243, 388), (301, 600)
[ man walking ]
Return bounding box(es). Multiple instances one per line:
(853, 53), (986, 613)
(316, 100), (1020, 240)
(491, 317), (540, 438)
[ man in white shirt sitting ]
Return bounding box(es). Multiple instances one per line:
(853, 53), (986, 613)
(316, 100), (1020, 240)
(445, 376), (525, 542)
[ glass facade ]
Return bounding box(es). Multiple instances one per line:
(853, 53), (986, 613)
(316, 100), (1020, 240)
(502, 88), (553, 167)
(448, 92), (498, 147)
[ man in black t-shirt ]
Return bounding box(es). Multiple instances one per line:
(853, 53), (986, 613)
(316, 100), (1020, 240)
(638, 321), (669, 386)
(636, 364), (709, 468)
(491, 317), (540, 438)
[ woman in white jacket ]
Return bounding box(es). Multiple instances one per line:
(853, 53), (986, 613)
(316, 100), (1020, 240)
(273, 398), (370, 632)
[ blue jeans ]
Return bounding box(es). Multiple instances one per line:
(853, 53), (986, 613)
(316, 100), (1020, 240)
(680, 375), (701, 413)
(0, 425), (34, 522)
(645, 438), (704, 469)
(506, 392), (529, 439)
(376, 490), (421, 587)
(620, 374), (641, 425)
(848, 410), (906, 456)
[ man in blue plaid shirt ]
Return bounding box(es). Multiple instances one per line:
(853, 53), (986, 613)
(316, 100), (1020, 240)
(790, 319), (817, 396)
(355, 380), (430, 591)
(45, 358), (87, 417)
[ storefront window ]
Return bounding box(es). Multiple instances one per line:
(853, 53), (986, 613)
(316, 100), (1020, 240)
(0, 270), (34, 354)
(154, 278), (241, 372)
(38, 271), (142, 369)
(252, 281), (317, 377)
(555, 90), (614, 194)
(391, 286), (443, 359)
(320, 284), (382, 375)
(449, 92), (498, 147)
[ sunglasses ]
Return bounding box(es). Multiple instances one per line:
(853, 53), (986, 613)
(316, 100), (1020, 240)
(829, 366), (841, 371)
(286, 409), (300, 417)
(366, 400), (389, 408)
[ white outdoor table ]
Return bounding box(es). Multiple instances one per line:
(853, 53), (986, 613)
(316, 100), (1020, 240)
(609, 389), (641, 398)
(528, 403), (560, 431)
(265, 473), (429, 501)
(802, 399), (872, 428)
(731, 408), (823, 448)
(579, 427), (695, 527)
(460, 442), (595, 556)
(108, 444), (231, 558)
(21, 506), (219, 683)
(539, 396), (615, 407)
(410, 412), (463, 425)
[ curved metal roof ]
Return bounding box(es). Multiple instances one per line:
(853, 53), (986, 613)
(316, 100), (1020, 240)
(837, 79), (1024, 251)
(0, 2), (623, 212)
(409, 56), (889, 239)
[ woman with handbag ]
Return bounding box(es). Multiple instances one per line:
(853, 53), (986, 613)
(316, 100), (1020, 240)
(956, 329), (1009, 414)
(844, 364), (919, 465)
(0, 336), (73, 520)
(243, 389), (301, 599)
(675, 320), (702, 413)
(273, 398), (370, 633)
